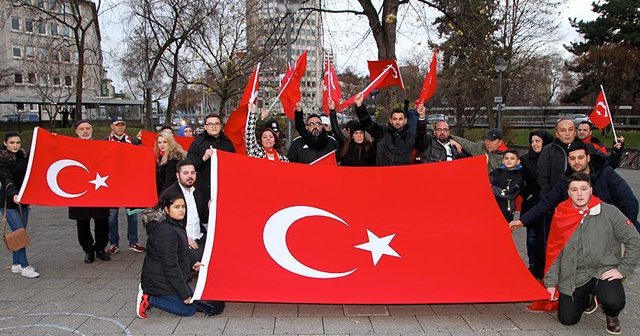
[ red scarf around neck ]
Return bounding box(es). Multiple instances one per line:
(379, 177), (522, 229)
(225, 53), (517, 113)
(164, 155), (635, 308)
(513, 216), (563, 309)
(263, 147), (280, 162)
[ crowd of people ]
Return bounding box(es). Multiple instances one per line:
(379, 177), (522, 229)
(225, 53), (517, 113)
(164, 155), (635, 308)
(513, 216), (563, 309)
(0, 99), (638, 332)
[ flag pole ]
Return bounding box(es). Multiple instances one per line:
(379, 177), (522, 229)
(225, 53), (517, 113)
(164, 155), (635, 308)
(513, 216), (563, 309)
(600, 85), (618, 143)
(266, 64), (294, 113)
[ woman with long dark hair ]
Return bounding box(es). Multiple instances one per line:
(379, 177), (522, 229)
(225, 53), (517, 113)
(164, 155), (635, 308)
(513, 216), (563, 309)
(245, 103), (288, 162)
(0, 132), (39, 278)
(328, 96), (376, 166)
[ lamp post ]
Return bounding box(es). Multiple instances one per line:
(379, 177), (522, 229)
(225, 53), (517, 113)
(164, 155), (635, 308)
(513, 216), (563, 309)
(144, 79), (156, 128)
(276, 0), (301, 148)
(494, 58), (507, 129)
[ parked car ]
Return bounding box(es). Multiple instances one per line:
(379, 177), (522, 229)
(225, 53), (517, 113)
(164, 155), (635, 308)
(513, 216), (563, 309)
(568, 114), (590, 124)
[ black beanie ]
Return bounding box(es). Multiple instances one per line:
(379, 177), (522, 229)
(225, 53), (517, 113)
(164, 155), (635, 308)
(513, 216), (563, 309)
(348, 121), (364, 138)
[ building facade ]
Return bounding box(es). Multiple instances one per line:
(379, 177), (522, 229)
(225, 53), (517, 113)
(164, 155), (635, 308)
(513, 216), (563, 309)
(246, 0), (324, 113)
(0, 0), (108, 121)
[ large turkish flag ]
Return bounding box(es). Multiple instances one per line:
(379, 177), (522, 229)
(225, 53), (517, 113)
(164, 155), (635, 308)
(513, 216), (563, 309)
(193, 151), (548, 304)
(18, 127), (157, 207)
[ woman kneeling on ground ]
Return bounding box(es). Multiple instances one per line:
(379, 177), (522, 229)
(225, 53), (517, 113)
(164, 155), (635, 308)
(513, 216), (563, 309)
(136, 194), (224, 318)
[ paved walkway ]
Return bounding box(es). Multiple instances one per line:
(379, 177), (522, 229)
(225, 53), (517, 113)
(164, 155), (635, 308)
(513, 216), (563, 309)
(1, 169), (639, 335)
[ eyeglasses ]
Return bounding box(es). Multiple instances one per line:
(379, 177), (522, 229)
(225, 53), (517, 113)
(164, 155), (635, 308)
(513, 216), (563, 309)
(205, 122), (221, 127)
(306, 122), (322, 127)
(435, 128), (450, 132)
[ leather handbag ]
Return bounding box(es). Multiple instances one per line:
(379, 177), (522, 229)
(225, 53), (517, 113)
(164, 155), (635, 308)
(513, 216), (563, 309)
(2, 199), (30, 252)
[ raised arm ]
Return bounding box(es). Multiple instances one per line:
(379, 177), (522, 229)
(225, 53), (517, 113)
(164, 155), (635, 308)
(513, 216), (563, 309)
(354, 93), (383, 141)
(328, 99), (346, 148)
(244, 103), (263, 157)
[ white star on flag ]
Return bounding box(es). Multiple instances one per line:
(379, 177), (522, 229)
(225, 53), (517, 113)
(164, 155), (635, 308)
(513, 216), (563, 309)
(354, 229), (400, 266)
(89, 173), (109, 190)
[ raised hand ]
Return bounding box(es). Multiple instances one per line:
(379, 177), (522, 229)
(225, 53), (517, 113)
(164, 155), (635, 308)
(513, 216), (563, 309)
(355, 92), (364, 107)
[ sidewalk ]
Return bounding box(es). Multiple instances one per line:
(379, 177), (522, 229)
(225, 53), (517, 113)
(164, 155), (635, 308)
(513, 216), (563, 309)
(0, 169), (638, 335)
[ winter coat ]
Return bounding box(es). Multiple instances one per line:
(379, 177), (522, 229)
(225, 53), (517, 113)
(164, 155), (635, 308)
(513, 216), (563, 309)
(520, 130), (554, 215)
(288, 109), (338, 164)
(520, 150), (640, 231)
(415, 119), (461, 163)
(355, 104), (421, 166)
(0, 149), (28, 209)
(544, 203), (640, 295)
(140, 209), (192, 300)
(156, 156), (182, 196)
(245, 111), (288, 162)
(186, 131), (235, 196)
(536, 138), (571, 197)
(490, 165), (524, 222)
(160, 182), (209, 233)
(330, 110), (376, 166)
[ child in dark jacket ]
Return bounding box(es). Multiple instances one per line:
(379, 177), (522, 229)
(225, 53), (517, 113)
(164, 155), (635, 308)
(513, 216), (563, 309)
(490, 149), (524, 222)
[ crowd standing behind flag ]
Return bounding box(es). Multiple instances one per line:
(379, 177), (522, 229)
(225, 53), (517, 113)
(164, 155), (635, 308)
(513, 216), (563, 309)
(288, 103), (338, 164)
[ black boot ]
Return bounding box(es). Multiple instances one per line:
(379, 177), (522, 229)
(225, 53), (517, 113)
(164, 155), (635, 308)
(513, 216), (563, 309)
(84, 252), (95, 263)
(95, 251), (111, 261)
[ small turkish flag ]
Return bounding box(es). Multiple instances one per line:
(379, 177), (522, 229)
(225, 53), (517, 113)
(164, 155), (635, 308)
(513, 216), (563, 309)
(416, 50), (437, 106)
(338, 66), (393, 111)
(309, 150), (337, 166)
(193, 151), (549, 304)
(589, 89), (611, 129)
(280, 51), (307, 120)
(367, 59), (404, 90)
(322, 58), (341, 115)
(18, 127), (157, 207)
(224, 63), (261, 155)
(140, 130), (193, 151)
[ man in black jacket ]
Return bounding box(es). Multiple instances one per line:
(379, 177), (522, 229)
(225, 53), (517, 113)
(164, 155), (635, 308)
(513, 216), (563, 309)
(72, 120), (110, 263)
(355, 93), (426, 166)
(288, 103), (339, 164)
(160, 159), (208, 266)
(537, 118), (576, 197)
(186, 114), (235, 200)
(415, 104), (460, 163)
(510, 141), (639, 232)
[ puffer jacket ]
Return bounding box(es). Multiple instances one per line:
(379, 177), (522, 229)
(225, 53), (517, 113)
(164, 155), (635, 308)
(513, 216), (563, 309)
(140, 209), (192, 300)
(544, 203), (640, 295)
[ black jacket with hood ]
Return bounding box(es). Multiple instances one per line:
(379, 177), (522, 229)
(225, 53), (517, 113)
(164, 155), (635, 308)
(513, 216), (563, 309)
(186, 131), (235, 197)
(521, 149), (639, 231)
(520, 130), (554, 215)
(140, 209), (192, 300)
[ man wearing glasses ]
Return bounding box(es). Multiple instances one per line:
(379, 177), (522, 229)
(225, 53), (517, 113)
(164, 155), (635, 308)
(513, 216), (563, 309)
(187, 114), (235, 199)
(289, 104), (338, 164)
(415, 105), (461, 163)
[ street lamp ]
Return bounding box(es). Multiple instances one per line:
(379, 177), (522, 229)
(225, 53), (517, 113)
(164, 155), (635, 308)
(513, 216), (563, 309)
(276, 0), (301, 148)
(494, 58), (507, 129)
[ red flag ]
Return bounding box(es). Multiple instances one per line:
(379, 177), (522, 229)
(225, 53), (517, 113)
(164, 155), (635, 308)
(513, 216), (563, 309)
(224, 64), (261, 155)
(367, 59), (404, 90)
(322, 58), (341, 115)
(140, 130), (193, 151)
(18, 127), (157, 207)
(589, 90), (611, 129)
(416, 50), (437, 106)
(193, 152), (548, 304)
(338, 66), (393, 111)
(309, 150), (337, 166)
(279, 51), (308, 120)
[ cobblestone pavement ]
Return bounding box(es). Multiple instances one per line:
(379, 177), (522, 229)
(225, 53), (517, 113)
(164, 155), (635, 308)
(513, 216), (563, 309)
(0, 169), (639, 335)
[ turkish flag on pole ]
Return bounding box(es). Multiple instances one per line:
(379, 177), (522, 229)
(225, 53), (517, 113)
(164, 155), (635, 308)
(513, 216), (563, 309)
(367, 59), (404, 90)
(224, 63), (260, 155)
(18, 127), (157, 207)
(140, 130), (193, 151)
(193, 151), (549, 304)
(322, 57), (341, 115)
(309, 150), (337, 166)
(280, 51), (307, 120)
(589, 89), (611, 129)
(416, 50), (438, 106)
(337, 66), (393, 111)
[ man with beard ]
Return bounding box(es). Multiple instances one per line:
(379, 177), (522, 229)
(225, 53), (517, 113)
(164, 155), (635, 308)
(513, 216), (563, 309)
(288, 103), (339, 164)
(415, 104), (461, 163)
(160, 159), (208, 266)
(354, 93), (426, 166)
(72, 120), (111, 263)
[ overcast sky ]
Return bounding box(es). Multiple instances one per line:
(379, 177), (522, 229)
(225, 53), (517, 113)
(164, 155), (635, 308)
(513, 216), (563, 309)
(98, 0), (599, 93)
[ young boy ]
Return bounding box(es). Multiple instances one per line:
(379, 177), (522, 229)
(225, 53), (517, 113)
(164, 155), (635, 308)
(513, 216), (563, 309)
(490, 149), (524, 221)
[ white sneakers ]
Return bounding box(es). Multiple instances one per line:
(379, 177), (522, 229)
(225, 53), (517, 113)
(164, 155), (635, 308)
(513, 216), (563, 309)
(11, 264), (40, 278)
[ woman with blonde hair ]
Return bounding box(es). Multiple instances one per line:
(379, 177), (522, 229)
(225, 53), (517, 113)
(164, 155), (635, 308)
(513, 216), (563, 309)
(155, 132), (186, 194)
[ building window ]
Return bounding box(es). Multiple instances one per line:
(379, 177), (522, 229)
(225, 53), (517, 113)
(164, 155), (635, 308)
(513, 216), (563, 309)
(37, 48), (46, 60)
(27, 73), (36, 85)
(37, 0), (45, 9)
(50, 23), (58, 36)
(17, 103), (25, 111)
(40, 74), (49, 86)
(64, 75), (72, 86)
(12, 45), (23, 58)
(11, 17), (20, 31)
(14, 73), (23, 84)
(52, 77), (61, 86)
(25, 46), (35, 60)
(37, 21), (46, 35)
(62, 50), (71, 62)
(61, 26), (70, 38)
(25, 19), (33, 33)
(51, 51), (60, 62)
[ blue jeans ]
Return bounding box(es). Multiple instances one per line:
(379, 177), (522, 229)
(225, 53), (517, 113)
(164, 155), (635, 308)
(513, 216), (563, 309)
(149, 295), (198, 317)
(1, 206), (30, 267)
(108, 208), (138, 246)
(526, 226), (538, 267)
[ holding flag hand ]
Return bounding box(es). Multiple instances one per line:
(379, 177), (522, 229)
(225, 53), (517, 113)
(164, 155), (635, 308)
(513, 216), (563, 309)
(355, 92), (364, 107)
(248, 102), (257, 114)
(509, 220), (523, 231)
(328, 98), (336, 111)
(546, 287), (558, 301)
(613, 136), (625, 150)
(260, 108), (270, 120)
(416, 104), (426, 119)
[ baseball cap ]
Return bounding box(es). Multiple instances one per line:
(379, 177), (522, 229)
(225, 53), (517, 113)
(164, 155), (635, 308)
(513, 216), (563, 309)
(484, 128), (503, 141)
(110, 115), (126, 125)
(320, 116), (330, 126)
(264, 119), (280, 133)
